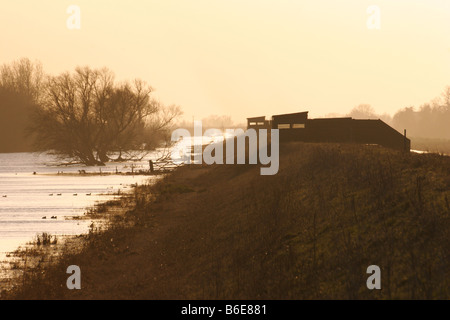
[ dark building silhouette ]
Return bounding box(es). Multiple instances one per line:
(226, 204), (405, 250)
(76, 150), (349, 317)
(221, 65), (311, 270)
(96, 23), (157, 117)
(247, 111), (410, 152)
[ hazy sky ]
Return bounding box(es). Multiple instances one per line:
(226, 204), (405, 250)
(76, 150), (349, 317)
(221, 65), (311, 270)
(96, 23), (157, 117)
(1, 0), (450, 122)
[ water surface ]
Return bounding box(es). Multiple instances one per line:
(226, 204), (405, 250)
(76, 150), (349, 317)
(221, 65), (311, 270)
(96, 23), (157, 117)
(0, 152), (159, 259)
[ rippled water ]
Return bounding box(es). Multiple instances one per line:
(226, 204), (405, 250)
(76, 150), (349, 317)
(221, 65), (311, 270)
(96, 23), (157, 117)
(0, 152), (160, 259)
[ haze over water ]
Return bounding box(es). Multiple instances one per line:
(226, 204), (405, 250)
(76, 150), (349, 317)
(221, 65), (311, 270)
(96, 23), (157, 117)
(0, 152), (157, 260)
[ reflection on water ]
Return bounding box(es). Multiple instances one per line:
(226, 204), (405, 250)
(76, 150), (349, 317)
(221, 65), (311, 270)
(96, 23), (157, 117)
(0, 152), (160, 260)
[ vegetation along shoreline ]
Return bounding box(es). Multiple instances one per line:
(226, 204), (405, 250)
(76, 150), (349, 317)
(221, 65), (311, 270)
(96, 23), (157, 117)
(1, 142), (448, 300)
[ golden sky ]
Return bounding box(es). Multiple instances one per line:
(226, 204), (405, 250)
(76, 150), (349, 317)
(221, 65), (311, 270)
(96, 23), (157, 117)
(1, 0), (449, 122)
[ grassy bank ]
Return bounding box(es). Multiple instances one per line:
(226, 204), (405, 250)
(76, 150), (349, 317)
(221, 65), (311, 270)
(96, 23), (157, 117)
(3, 142), (449, 299)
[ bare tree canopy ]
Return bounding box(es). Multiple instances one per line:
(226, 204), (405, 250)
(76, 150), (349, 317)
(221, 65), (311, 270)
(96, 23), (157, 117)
(29, 66), (182, 165)
(392, 86), (450, 139)
(347, 104), (393, 125)
(0, 58), (44, 103)
(0, 58), (43, 152)
(347, 104), (377, 119)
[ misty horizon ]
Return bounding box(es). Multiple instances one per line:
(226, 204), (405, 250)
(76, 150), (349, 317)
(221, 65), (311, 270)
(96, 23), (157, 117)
(1, 1), (450, 123)
(1, 1), (449, 302)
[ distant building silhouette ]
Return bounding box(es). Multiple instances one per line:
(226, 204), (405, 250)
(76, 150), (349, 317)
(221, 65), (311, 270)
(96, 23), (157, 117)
(248, 111), (410, 151)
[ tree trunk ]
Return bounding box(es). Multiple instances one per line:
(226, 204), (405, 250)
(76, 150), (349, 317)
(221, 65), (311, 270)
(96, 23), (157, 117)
(83, 152), (105, 166)
(98, 150), (109, 164)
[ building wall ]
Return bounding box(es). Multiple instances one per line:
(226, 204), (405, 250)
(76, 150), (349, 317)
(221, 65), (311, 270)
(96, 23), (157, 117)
(282, 118), (410, 151)
(247, 112), (410, 151)
(247, 116), (271, 130)
(272, 112), (308, 129)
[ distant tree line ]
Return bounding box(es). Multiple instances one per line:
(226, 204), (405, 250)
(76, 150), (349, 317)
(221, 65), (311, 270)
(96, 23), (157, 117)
(0, 58), (181, 165)
(2, 58), (450, 159)
(347, 87), (450, 140)
(391, 87), (450, 139)
(0, 58), (42, 153)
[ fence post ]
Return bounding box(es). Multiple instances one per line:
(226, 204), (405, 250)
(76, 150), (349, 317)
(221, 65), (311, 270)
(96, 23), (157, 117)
(404, 129), (407, 152)
(149, 160), (154, 173)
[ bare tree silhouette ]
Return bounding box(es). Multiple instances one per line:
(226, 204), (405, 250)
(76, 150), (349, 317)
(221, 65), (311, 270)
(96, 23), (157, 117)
(29, 66), (181, 165)
(0, 58), (43, 152)
(392, 86), (450, 139)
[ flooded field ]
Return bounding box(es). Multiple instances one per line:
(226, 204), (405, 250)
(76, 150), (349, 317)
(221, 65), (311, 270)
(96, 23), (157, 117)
(0, 152), (159, 260)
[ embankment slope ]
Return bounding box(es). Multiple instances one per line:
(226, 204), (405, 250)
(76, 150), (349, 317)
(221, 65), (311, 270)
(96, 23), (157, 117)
(6, 142), (450, 299)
